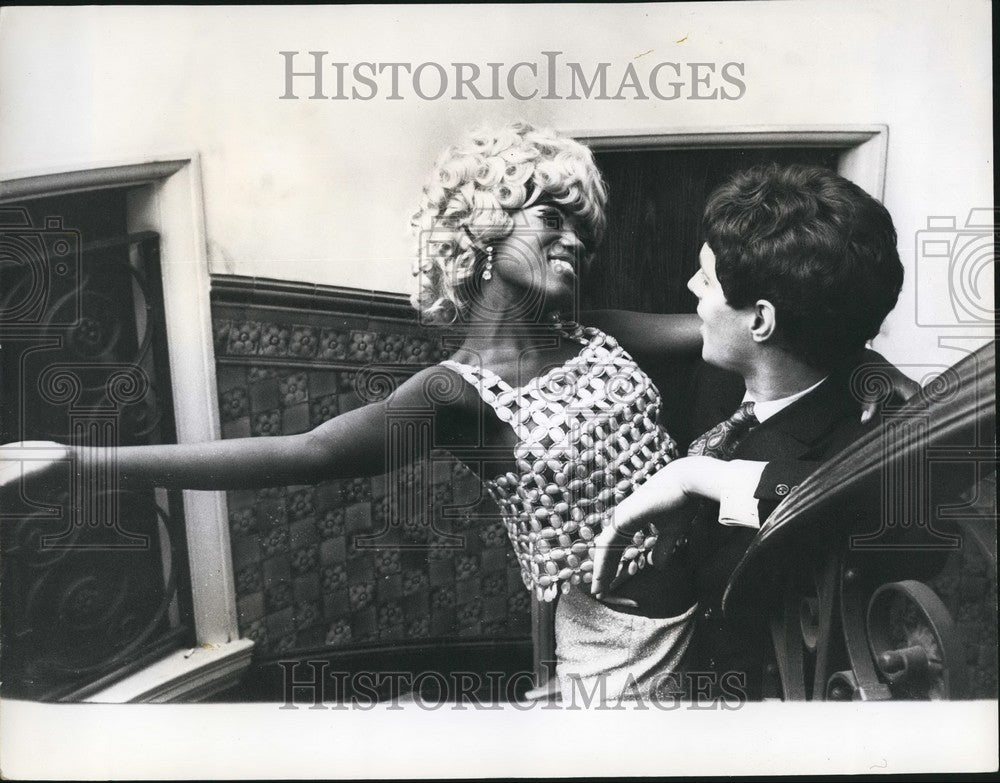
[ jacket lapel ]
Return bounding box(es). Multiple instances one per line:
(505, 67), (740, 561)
(733, 375), (861, 462)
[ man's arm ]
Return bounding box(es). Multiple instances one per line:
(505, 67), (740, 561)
(591, 456), (754, 596)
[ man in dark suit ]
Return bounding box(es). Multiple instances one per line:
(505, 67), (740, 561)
(591, 163), (907, 698)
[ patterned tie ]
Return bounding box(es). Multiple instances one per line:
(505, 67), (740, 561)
(687, 400), (759, 460)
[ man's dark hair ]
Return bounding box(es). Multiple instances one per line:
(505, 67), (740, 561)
(702, 163), (903, 370)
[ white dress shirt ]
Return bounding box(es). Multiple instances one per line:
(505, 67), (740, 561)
(717, 376), (827, 529)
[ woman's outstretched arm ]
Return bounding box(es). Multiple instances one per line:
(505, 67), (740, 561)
(1, 365), (468, 493)
(581, 310), (703, 361)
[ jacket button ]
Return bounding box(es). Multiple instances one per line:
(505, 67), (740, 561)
(775, 483), (790, 496)
(702, 606), (714, 620)
(671, 535), (688, 553)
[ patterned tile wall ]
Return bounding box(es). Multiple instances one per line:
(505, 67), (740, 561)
(211, 292), (530, 657)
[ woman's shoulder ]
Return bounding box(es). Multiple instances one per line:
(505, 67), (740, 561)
(386, 363), (484, 415)
(572, 322), (625, 357)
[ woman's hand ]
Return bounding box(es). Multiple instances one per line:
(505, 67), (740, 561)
(0, 441), (72, 500)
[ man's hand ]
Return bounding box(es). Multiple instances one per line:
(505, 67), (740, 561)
(590, 457), (769, 597)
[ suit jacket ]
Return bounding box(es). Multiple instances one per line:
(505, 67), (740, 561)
(610, 366), (881, 696)
(678, 370), (880, 696)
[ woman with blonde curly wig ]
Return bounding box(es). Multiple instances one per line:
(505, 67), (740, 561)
(0, 122), (719, 702)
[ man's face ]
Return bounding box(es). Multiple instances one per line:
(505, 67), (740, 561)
(687, 243), (754, 372)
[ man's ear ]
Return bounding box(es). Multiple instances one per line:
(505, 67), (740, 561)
(750, 299), (777, 343)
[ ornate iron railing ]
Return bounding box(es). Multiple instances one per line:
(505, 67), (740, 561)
(726, 342), (997, 700)
(1, 210), (194, 701)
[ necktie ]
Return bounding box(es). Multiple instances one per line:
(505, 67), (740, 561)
(653, 401), (760, 570)
(687, 400), (759, 460)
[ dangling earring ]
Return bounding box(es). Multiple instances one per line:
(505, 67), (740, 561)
(482, 246), (494, 280)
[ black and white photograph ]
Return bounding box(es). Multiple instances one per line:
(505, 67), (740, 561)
(0, 2), (995, 778)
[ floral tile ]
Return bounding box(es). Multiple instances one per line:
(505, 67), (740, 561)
(456, 599), (482, 627)
(316, 509), (345, 539)
(325, 618), (352, 646)
(290, 545), (318, 575)
(293, 601), (322, 631)
(235, 565), (263, 595)
(478, 522), (508, 548)
(401, 569), (428, 596)
(337, 371), (357, 393)
(213, 319), (232, 355)
(348, 583), (374, 610)
(229, 506), (257, 537)
(402, 335), (439, 364)
(374, 549), (401, 576)
(258, 322), (290, 357)
(256, 499), (287, 530)
(347, 330), (376, 363)
(247, 366), (277, 383)
(278, 372), (309, 407)
(251, 409), (282, 437)
(226, 321), (261, 355)
(261, 526), (290, 557)
(317, 328), (350, 361)
(219, 386), (249, 422)
(287, 488), (315, 521)
(455, 554), (479, 581)
(289, 325), (319, 359)
(244, 619), (268, 649)
(431, 585), (455, 610)
(481, 572), (506, 599)
(507, 591), (530, 615)
(321, 563), (347, 592)
(309, 393), (339, 426)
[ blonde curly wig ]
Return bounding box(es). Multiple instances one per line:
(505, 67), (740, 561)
(409, 121), (608, 323)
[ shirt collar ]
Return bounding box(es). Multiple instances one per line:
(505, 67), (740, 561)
(743, 376), (828, 423)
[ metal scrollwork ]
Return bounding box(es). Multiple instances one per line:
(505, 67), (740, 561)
(2, 227), (191, 701)
(865, 580), (965, 699)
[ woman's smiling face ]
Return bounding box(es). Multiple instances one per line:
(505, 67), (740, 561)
(490, 202), (589, 316)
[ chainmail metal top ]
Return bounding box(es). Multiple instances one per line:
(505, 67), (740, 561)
(441, 323), (678, 602)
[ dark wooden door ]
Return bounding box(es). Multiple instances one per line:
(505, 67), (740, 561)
(584, 146), (842, 314)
